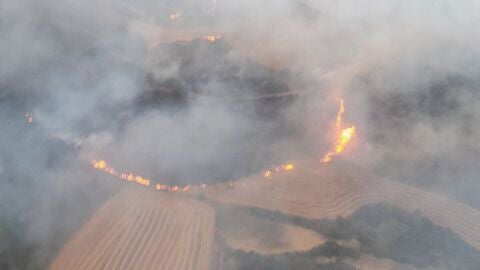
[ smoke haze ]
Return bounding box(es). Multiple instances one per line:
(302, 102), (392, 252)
(1, 0), (480, 268)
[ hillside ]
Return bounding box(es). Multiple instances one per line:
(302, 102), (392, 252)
(200, 160), (480, 251)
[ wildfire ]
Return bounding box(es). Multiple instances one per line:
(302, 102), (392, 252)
(26, 112), (33, 124)
(174, 35), (221, 43)
(93, 160), (106, 169)
(90, 99), (356, 192)
(169, 12), (181, 20)
(91, 160), (150, 187)
(320, 99), (356, 163)
(91, 159), (296, 192)
(283, 163), (294, 171)
(202, 35), (220, 42)
(91, 160), (214, 192)
(335, 127), (356, 153)
(262, 162), (295, 179)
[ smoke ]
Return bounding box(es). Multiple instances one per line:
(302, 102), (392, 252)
(218, 0), (480, 207)
(326, 1), (480, 207)
(0, 0), (144, 267)
(1, 0), (480, 268)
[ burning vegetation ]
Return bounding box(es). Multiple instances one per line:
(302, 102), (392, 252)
(321, 99), (356, 163)
(25, 112), (33, 124)
(91, 159), (297, 193)
(91, 98), (356, 191)
(4, 1), (480, 270)
(90, 75), (358, 189)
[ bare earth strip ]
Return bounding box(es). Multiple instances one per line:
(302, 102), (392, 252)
(50, 187), (215, 270)
(201, 160), (480, 251)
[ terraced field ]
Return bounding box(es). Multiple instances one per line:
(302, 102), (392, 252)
(201, 161), (376, 219)
(50, 187), (215, 270)
(202, 160), (480, 250)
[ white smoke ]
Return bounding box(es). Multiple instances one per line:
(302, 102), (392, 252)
(2, 0), (480, 268)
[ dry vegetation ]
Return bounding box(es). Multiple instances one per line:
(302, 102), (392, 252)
(202, 160), (480, 250)
(49, 187), (215, 270)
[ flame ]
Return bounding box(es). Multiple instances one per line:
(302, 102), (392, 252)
(91, 160), (209, 192)
(320, 99), (356, 163)
(169, 12), (181, 20)
(173, 35), (221, 43)
(90, 99), (355, 191)
(335, 127), (356, 153)
(93, 160), (106, 169)
(92, 122), (353, 189)
(262, 162), (295, 179)
(335, 99), (345, 129)
(92, 159), (297, 191)
(282, 163), (294, 171)
(26, 113), (33, 124)
(202, 35), (220, 42)
(91, 160), (150, 187)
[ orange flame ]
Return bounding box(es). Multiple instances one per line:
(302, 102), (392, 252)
(262, 162), (295, 179)
(90, 99), (354, 191)
(169, 12), (181, 20)
(335, 99), (345, 129)
(91, 160), (213, 192)
(91, 160), (150, 187)
(202, 35), (220, 42)
(282, 163), (294, 171)
(320, 99), (356, 163)
(173, 35), (221, 43)
(92, 159), (297, 191)
(26, 113), (33, 124)
(93, 160), (106, 169)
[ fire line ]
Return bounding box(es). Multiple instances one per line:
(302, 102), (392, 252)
(91, 99), (355, 192)
(320, 99), (356, 163)
(91, 160), (296, 193)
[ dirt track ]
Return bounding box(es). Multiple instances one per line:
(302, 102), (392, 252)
(49, 187), (215, 270)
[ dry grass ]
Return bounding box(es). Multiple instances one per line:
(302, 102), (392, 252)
(49, 187), (215, 270)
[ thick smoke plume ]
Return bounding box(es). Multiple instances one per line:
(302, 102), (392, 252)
(1, 0), (480, 268)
